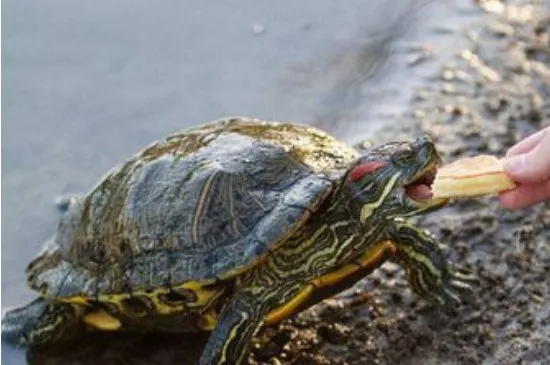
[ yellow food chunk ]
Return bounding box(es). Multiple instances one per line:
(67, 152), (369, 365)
(433, 155), (516, 199)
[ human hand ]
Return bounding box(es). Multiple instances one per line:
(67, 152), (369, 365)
(499, 126), (550, 209)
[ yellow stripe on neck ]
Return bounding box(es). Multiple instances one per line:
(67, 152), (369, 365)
(360, 172), (401, 223)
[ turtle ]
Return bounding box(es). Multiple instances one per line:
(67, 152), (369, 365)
(2, 117), (472, 364)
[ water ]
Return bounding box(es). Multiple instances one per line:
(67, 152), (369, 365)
(2, 0), (483, 362)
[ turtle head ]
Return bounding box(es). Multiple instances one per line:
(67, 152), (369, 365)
(348, 135), (447, 221)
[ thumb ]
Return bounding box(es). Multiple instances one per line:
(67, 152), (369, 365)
(504, 130), (550, 184)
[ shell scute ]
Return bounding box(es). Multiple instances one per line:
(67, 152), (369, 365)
(28, 118), (359, 296)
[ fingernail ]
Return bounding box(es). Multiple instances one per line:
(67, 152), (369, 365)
(504, 154), (526, 175)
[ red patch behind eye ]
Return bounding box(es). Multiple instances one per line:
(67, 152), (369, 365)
(349, 161), (389, 182)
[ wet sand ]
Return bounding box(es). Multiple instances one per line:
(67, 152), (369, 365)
(3, 0), (550, 364)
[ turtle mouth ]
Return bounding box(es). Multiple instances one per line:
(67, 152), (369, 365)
(403, 162), (440, 203)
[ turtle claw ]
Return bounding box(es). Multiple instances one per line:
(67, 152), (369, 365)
(387, 219), (479, 307)
(404, 265), (477, 306)
(434, 270), (477, 306)
(451, 268), (479, 283)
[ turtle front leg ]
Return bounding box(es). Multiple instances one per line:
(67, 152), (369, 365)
(200, 291), (267, 365)
(385, 217), (474, 305)
(2, 298), (84, 347)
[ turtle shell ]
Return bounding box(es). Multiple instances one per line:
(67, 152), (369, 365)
(27, 117), (359, 299)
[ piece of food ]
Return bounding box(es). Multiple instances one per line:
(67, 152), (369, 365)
(433, 155), (516, 198)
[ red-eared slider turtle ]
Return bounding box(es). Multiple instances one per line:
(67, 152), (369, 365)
(2, 117), (472, 364)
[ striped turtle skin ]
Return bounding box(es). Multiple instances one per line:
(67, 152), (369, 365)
(2, 117), (473, 364)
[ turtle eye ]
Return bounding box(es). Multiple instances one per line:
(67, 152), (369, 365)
(392, 150), (417, 166)
(349, 161), (388, 182)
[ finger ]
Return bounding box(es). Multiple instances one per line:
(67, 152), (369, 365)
(504, 131), (550, 183)
(506, 127), (548, 157)
(498, 180), (550, 210)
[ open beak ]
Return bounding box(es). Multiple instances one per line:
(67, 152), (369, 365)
(403, 161), (447, 207)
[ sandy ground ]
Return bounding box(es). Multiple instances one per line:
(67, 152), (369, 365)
(3, 1), (549, 364)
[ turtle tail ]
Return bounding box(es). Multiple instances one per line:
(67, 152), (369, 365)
(2, 298), (83, 347)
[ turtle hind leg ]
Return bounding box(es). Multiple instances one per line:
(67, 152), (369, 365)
(2, 298), (84, 347)
(200, 291), (266, 365)
(386, 218), (476, 305)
